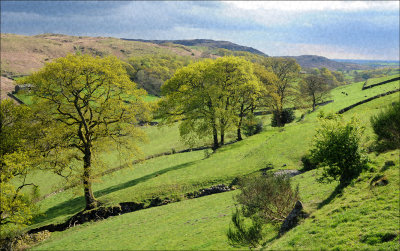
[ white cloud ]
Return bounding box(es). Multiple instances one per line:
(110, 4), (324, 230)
(227, 1), (399, 12)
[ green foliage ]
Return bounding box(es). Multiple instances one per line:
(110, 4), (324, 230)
(242, 116), (263, 137)
(298, 74), (331, 111)
(227, 174), (299, 248)
(159, 56), (262, 149)
(271, 108), (295, 127)
(227, 208), (263, 248)
(128, 54), (192, 96)
(309, 115), (369, 184)
(300, 153), (318, 172)
(370, 102), (400, 151)
(235, 174), (299, 225)
(20, 54), (150, 209)
(0, 100), (40, 238)
(256, 57), (301, 127)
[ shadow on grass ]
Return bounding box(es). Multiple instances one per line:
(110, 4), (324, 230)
(33, 160), (197, 225)
(317, 182), (350, 209)
(94, 160), (197, 197)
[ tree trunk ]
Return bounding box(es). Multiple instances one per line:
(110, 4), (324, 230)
(275, 110), (283, 127)
(211, 117), (219, 151)
(220, 129), (225, 146)
(83, 147), (99, 210)
(237, 104), (244, 141)
(312, 93), (316, 111)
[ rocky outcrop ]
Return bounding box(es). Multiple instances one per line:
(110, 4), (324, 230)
(279, 201), (309, 236)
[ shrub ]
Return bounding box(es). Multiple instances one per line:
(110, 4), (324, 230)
(227, 174), (299, 248)
(271, 108), (295, 127)
(370, 102), (400, 151)
(242, 116), (263, 137)
(300, 154), (318, 171)
(309, 115), (369, 185)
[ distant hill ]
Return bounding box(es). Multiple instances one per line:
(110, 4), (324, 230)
(122, 38), (268, 56)
(333, 59), (400, 68)
(0, 33), (205, 78)
(285, 55), (371, 71)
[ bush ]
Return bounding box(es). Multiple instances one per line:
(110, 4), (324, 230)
(271, 108), (295, 127)
(309, 115), (368, 185)
(300, 154), (318, 171)
(227, 174), (299, 248)
(242, 116), (263, 137)
(370, 102), (400, 151)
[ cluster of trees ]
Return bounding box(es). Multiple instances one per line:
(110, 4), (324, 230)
(158, 56), (343, 150)
(351, 68), (397, 82)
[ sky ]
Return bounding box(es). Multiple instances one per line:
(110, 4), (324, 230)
(1, 1), (399, 60)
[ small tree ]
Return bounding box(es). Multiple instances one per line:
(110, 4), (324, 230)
(298, 74), (330, 111)
(370, 102), (400, 151)
(21, 54), (150, 210)
(227, 174), (299, 248)
(309, 115), (368, 185)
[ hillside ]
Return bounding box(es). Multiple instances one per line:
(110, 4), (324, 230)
(9, 72), (399, 249)
(0, 33), (203, 78)
(285, 55), (370, 71)
(121, 38), (268, 56)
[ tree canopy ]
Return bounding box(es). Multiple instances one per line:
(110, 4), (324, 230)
(158, 56), (262, 149)
(20, 54), (150, 209)
(0, 100), (40, 238)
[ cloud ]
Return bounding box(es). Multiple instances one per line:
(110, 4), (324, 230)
(227, 1), (399, 12)
(1, 1), (399, 60)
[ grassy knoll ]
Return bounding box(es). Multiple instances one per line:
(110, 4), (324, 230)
(364, 73), (400, 88)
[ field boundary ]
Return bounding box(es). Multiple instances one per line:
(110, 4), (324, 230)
(337, 89), (400, 114)
(362, 76), (400, 90)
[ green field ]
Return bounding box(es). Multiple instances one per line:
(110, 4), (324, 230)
(14, 75), (400, 250)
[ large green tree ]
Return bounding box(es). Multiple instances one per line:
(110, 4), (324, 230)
(259, 58), (300, 127)
(0, 100), (40, 238)
(21, 54), (150, 210)
(158, 56), (261, 149)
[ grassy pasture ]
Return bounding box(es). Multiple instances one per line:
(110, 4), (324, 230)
(16, 74), (400, 250)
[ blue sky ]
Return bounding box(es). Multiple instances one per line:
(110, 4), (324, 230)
(1, 1), (399, 60)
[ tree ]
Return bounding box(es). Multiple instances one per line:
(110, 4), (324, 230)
(298, 74), (330, 111)
(309, 115), (368, 185)
(0, 100), (40, 238)
(158, 56), (260, 149)
(211, 57), (262, 142)
(259, 58), (300, 127)
(20, 54), (150, 210)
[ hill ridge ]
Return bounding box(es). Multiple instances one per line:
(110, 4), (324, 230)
(121, 38), (268, 56)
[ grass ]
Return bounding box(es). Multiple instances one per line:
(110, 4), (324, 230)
(267, 150), (399, 250)
(17, 73), (400, 250)
(32, 191), (240, 250)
